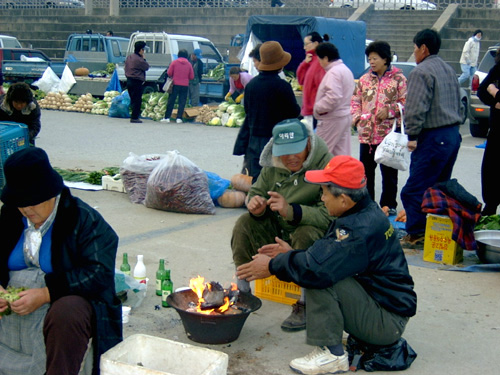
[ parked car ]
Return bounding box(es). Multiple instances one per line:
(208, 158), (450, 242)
(0, 34), (22, 48)
(469, 44), (500, 138)
(329, 0), (437, 10)
(0, 0), (84, 8)
(356, 61), (469, 124)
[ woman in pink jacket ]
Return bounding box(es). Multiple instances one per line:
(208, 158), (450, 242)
(161, 49), (194, 124)
(314, 43), (355, 156)
(351, 41), (407, 215)
(296, 32), (329, 131)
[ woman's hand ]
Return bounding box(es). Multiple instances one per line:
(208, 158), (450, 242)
(10, 287), (50, 316)
(0, 286), (8, 318)
(376, 107), (389, 121)
(487, 83), (499, 97)
(304, 53), (313, 64)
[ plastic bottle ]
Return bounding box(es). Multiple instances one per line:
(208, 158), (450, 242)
(119, 253), (131, 275)
(155, 259), (166, 296)
(161, 269), (173, 307)
(133, 255), (146, 284)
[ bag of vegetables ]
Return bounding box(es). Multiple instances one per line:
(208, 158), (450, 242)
(144, 151), (215, 215)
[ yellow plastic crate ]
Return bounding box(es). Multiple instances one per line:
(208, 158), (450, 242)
(255, 276), (301, 305)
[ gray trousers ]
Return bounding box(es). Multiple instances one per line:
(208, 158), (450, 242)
(306, 277), (409, 347)
(231, 212), (325, 267)
(189, 82), (200, 107)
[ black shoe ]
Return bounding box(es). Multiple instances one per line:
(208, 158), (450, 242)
(130, 119), (142, 123)
(281, 301), (306, 332)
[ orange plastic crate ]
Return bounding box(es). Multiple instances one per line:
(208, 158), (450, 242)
(255, 276), (301, 305)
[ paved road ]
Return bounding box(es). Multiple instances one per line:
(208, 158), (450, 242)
(35, 110), (499, 375)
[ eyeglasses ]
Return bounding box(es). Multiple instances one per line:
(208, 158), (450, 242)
(304, 41), (313, 47)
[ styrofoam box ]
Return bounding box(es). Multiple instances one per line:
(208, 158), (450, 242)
(102, 175), (125, 193)
(100, 334), (228, 375)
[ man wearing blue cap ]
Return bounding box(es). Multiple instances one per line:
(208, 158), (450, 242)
(189, 49), (204, 107)
(231, 118), (333, 332)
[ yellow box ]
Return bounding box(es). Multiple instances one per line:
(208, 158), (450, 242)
(423, 214), (463, 265)
(254, 275), (301, 305)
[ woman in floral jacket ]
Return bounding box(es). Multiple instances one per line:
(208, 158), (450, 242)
(351, 41), (407, 215)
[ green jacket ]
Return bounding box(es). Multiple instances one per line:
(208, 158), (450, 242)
(248, 131), (333, 233)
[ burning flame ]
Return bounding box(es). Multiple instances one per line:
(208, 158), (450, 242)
(189, 276), (238, 315)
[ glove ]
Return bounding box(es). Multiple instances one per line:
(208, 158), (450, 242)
(235, 94), (244, 104)
(225, 93), (231, 101)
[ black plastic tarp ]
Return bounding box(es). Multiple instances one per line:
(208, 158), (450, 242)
(244, 15), (366, 79)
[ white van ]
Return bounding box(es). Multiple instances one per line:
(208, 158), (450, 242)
(121, 32), (225, 84)
(0, 35), (22, 48)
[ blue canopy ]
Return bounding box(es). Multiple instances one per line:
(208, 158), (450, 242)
(244, 15), (366, 79)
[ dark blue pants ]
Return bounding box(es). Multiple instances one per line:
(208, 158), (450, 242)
(126, 78), (144, 120)
(360, 143), (399, 209)
(401, 125), (461, 235)
(164, 85), (189, 120)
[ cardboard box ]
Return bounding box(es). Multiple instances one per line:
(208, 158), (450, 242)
(172, 107), (202, 119)
(423, 214), (463, 265)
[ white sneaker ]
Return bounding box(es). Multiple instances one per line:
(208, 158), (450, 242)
(289, 347), (348, 375)
(160, 118), (170, 123)
(176, 118), (183, 124)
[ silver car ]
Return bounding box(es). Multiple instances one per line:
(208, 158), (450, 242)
(469, 44), (499, 138)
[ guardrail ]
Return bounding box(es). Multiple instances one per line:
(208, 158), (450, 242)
(1, 0), (497, 9)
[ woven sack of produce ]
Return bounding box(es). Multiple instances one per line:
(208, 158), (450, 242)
(120, 152), (167, 204)
(144, 150), (216, 215)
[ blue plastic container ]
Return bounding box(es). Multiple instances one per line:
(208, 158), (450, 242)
(0, 121), (29, 190)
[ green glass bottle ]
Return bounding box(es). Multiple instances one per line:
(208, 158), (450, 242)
(120, 253), (131, 275)
(161, 269), (173, 308)
(156, 259), (166, 296)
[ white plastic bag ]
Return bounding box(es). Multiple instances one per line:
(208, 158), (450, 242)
(32, 66), (61, 93)
(58, 64), (76, 93)
(145, 150), (215, 214)
(374, 103), (410, 171)
(162, 77), (173, 93)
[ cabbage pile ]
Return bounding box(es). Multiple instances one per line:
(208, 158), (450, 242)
(141, 92), (169, 121)
(91, 91), (120, 115)
(203, 101), (245, 127)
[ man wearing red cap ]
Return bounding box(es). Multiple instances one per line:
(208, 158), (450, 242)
(237, 155), (417, 375)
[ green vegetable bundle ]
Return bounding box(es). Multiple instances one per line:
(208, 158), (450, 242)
(475, 215), (500, 231)
(0, 286), (28, 316)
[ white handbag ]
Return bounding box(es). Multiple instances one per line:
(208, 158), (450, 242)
(162, 77), (173, 93)
(374, 103), (410, 171)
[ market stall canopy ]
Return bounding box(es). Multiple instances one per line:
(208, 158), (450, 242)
(243, 15), (366, 79)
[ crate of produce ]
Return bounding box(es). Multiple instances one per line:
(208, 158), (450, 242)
(0, 122), (29, 190)
(255, 275), (301, 305)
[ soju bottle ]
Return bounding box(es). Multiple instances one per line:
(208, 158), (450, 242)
(161, 269), (173, 308)
(156, 259), (166, 296)
(120, 253), (131, 275)
(133, 255), (146, 283)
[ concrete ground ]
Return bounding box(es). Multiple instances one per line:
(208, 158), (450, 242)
(35, 110), (500, 375)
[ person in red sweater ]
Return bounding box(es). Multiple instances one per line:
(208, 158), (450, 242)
(296, 32), (329, 131)
(161, 49), (194, 124)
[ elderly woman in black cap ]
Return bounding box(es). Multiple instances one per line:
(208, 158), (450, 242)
(233, 41), (300, 181)
(0, 147), (122, 375)
(0, 82), (41, 145)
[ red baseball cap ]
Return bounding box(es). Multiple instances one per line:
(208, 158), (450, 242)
(305, 155), (367, 189)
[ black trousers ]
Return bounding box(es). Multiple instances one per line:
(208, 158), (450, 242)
(481, 120), (500, 214)
(126, 78), (144, 120)
(164, 85), (189, 120)
(359, 143), (398, 209)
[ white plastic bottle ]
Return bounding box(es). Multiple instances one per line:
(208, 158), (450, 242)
(133, 255), (147, 284)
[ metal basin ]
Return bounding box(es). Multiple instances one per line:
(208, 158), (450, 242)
(167, 289), (261, 345)
(474, 230), (500, 264)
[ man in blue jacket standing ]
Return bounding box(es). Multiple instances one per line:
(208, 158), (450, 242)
(237, 156), (417, 375)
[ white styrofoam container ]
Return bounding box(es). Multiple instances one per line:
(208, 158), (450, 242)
(102, 175), (126, 193)
(100, 334), (228, 375)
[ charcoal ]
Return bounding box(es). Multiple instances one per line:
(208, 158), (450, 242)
(201, 282), (225, 309)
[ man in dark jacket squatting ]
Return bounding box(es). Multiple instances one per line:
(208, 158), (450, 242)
(236, 155), (417, 375)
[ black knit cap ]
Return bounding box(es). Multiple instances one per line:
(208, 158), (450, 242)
(1, 147), (63, 207)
